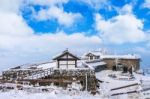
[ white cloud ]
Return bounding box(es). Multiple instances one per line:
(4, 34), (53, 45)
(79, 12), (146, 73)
(28, 0), (82, 27)
(0, 32), (101, 51)
(142, 0), (150, 9)
(75, 0), (111, 10)
(0, 32), (101, 70)
(95, 5), (146, 44)
(0, 0), (101, 71)
(119, 4), (132, 14)
(147, 36), (150, 47)
(0, 12), (33, 36)
(0, 0), (23, 13)
(148, 41), (150, 47)
(0, 0), (33, 37)
(134, 47), (150, 54)
(29, 0), (68, 6)
(35, 6), (82, 27)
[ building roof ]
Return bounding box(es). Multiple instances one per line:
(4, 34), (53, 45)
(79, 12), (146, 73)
(36, 61), (56, 69)
(100, 54), (140, 59)
(53, 50), (80, 60)
(86, 61), (106, 68)
(84, 51), (102, 57)
(83, 51), (140, 60)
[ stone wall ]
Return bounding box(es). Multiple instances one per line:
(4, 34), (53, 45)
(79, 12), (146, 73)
(2, 69), (42, 81)
(40, 69), (97, 93)
(103, 58), (140, 71)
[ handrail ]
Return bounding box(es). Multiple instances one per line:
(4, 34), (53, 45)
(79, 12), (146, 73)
(24, 68), (53, 80)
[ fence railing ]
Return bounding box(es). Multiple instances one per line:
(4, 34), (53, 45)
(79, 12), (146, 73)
(24, 68), (54, 80)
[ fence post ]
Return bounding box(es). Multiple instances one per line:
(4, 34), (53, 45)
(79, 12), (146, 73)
(85, 73), (88, 91)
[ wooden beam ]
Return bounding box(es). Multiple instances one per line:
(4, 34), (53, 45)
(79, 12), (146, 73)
(111, 83), (139, 91)
(75, 60), (77, 68)
(57, 60), (59, 68)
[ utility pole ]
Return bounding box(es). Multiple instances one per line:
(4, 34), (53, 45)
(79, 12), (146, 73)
(115, 58), (118, 70)
(85, 73), (88, 91)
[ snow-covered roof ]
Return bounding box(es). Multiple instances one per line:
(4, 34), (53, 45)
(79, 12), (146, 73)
(83, 51), (140, 59)
(36, 61), (56, 69)
(100, 54), (140, 59)
(53, 50), (80, 60)
(83, 51), (102, 57)
(36, 60), (91, 69)
(86, 61), (106, 68)
(4, 68), (36, 72)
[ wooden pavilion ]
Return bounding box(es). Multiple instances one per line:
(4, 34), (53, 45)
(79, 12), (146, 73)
(53, 49), (80, 69)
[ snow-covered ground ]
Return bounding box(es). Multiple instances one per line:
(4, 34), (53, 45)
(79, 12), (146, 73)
(0, 86), (103, 99)
(96, 70), (150, 99)
(96, 70), (150, 85)
(0, 90), (98, 99)
(0, 70), (150, 99)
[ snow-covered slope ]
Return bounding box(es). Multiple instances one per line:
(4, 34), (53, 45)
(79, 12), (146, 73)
(0, 88), (101, 99)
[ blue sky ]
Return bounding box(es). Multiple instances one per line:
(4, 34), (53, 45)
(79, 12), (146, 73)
(0, 0), (150, 70)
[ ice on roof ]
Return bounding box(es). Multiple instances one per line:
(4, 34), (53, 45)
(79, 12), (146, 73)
(53, 50), (80, 60)
(83, 50), (140, 59)
(36, 60), (91, 69)
(100, 54), (140, 59)
(37, 61), (56, 69)
(87, 61), (106, 68)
